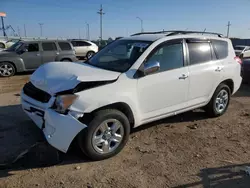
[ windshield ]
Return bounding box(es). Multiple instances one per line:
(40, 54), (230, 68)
(87, 40), (152, 72)
(234, 46), (245, 51)
(6, 41), (23, 51)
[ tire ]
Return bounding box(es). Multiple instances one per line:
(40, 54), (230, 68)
(86, 51), (95, 59)
(77, 109), (130, 160)
(0, 62), (16, 77)
(60, 58), (71, 62)
(205, 83), (231, 117)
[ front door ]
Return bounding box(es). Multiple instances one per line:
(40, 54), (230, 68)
(41, 42), (58, 63)
(137, 40), (189, 121)
(20, 43), (42, 70)
(185, 39), (224, 106)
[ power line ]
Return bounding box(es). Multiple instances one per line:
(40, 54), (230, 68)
(97, 4), (105, 44)
(226, 21), (231, 38)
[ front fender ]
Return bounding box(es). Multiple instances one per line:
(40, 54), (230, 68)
(0, 57), (25, 72)
(69, 96), (140, 126)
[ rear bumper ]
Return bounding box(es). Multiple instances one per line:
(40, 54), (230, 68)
(21, 91), (87, 153)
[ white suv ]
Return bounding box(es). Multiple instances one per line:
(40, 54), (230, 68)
(21, 31), (242, 160)
(70, 39), (98, 59)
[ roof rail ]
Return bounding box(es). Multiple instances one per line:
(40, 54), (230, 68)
(131, 30), (224, 37)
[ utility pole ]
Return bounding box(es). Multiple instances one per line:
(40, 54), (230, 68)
(39, 23), (44, 37)
(97, 4), (105, 45)
(226, 21), (231, 38)
(78, 28), (81, 39)
(86, 22), (90, 40)
(17, 26), (21, 37)
(24, 24), (27, 37)
(136, 17), (143, 32)
(0, 15), (7, 37)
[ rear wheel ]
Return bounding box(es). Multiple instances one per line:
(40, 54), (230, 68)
(86, 51), (95, 59)
(205, 84), (231, 117)
(0, 62), (15, 77)
(77, 109), (130, 160)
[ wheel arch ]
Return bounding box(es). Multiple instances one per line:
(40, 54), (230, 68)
(82, 102), (135, 129)
(220, 79), (234, 94)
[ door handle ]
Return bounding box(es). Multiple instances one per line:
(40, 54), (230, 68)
(56, 52), (59, 55)
(179, 74), (188, 79)
(215, 67), (223, 72)
(36, 53), (40, 56)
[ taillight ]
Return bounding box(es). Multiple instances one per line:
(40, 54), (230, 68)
(234, 56), (242, 65)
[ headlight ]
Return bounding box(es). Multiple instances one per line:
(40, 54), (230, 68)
(54, 94), (78, 114)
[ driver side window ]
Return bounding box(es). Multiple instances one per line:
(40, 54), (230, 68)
(27, 43), (39, 52)
(146, 43), (184, 73)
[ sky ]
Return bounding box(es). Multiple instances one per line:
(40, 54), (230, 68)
(1, 0), (250, 39)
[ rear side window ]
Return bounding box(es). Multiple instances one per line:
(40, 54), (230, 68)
(187, 42), (212, 65)
(75, 41), (91, 47)
(42, 42), (57, 51)
(58, 42), (72, 50)
(212, 40), (228, 59)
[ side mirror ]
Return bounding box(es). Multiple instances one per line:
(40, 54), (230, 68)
(144, 61), (160, 75)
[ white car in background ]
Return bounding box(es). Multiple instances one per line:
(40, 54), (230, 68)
(70, 39), (98, 59)
(0, 40), (7, 51)
(234, 45), (250, 58)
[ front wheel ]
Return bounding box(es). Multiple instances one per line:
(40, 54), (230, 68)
(78, 109), (130, 160)
(205, 84), (231, 117)
(0, 62), (16, 77)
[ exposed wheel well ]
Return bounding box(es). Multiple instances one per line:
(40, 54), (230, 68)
(60, 58), (72, 62)
(0, 61), (17, 72)
(221, 79), (234, 94)
(84, 102), (135, 128)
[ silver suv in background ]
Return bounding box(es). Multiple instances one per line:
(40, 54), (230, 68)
(70, 39), (98, 59)
(0, 40), (77, 77)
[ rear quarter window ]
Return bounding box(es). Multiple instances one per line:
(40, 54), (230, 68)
(211, 40), (228, 59)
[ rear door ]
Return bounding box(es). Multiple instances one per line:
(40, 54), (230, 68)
(20, 42), (42, 69)
(186, 39), (224, 106)
(41, 42), (58, 63)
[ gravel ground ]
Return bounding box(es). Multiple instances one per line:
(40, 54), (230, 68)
(0, 74), (250, 188)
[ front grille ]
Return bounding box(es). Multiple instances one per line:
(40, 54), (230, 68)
(23, 82), (51, 103)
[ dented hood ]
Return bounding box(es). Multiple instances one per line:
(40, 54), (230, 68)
(30, 61), (120, 94)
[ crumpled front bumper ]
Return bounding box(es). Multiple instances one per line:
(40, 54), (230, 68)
(21, 91), (87, 153)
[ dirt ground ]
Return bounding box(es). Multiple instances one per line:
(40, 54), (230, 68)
(0, 74), (250, 188)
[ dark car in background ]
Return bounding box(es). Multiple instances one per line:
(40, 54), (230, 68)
(0, 40), (77, 77)
(242, 58), (250, 84)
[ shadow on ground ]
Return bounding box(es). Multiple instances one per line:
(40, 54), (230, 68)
(0, 84), (250, 179)
(0, 105), (210, 178)
(174, 163), (250, 188)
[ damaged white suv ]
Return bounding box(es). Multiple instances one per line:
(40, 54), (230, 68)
(21, 31), (242, 160)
